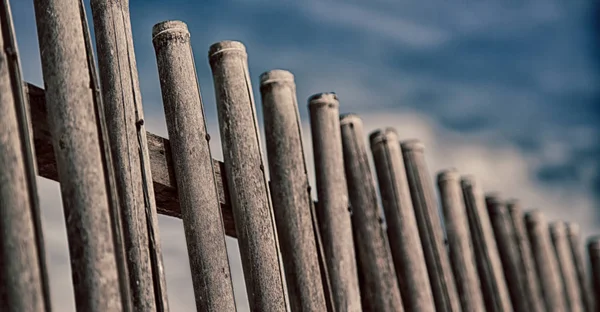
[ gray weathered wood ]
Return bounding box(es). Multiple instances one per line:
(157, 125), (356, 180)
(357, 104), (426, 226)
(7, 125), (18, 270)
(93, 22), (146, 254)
(209, 40), (287, 312)
(486, 195), (526, 312)
(588, 236), (600, 312)
(506, 200), (545, 312)
(550, 222), (584, 312)
(308, 93), (362, 312)
(260, 69), (328, 312)
(32, 0), (123, 310)
(566, 223), (596, 312)
(340, 114), (404, 312)
(25, 83), (238, 237)
(0, 2), (49, 308)
(461, 177), (513, 312)
(153, 22), (237, 312)
(91, 1), (168, 310)
(525, 210), (568, 312)
(369, 128), (435, 312)
(401, 140), (461, 312)
(437, 169), (485, 312)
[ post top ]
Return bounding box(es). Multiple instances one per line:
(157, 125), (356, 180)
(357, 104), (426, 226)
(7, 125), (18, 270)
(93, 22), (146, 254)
(437, 169), (460, 183)
(339, 113), (361, 126)
(565, 222), (580, 236)
(400, 139), (424, 152)
(260, 69), (294, 85)
(460, 175), (477, 188)
(549, 221), (567, 237)
(506, 200), (522, 214)
(506, 198), (519, 209)
(152, 20), (189, 41)
(525, 209), (545, 224)
(369, 128), (398, 146)
(485, 193), (501, 204)
(209, 40), (246, 58)
(588, 236), (600, 250)
(308, 92), (338, 108)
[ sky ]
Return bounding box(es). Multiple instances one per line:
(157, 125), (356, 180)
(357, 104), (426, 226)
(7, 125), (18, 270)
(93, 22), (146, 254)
(11, 0), (600, 311)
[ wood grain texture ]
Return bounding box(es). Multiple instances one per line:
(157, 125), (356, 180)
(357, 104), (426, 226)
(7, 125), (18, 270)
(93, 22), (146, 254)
(26, 82), (238, 238)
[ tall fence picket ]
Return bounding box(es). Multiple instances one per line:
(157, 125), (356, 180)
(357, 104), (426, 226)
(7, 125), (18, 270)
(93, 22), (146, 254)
(209, 40), (288, 312)
(401, 140), (461, 312)
(437, 169), (486, 312)
(90, 1), (168, 310)
(525, 210), (568, 312)
(370, 128), (436, 312)
(153, 21), (237, 312)
(308, 93), (362, 312)
(340, 114), (404, 312)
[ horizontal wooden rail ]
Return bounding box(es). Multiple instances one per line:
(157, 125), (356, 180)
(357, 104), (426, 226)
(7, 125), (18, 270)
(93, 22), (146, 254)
(26, 82), (237, 237)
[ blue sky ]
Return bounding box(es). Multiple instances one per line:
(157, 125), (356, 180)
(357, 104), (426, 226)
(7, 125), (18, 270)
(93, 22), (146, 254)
(12, 0), (600, 310)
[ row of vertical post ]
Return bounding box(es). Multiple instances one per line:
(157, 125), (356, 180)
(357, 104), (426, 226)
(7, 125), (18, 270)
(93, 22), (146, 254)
(0, 0), (50, 310)
(5, 0), (600, 310)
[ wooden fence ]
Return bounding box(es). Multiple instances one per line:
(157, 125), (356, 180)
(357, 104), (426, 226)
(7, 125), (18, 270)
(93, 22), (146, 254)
(1, 0), (599, 311)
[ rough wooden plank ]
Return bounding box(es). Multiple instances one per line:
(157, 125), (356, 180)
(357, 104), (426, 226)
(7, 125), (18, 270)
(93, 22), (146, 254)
(26, 82), (237, 238)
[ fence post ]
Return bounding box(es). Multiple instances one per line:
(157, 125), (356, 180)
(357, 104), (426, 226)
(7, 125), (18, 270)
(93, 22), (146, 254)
(566, 223), (596, 312)
(588, 236), (600, 312)
(259, 69), (328, 312)
(486, 195), (528, 312)
(0, 2), (50, 309)
(506, 200), (545, 312)
(549, 222), (584, 312)
(209, 40), (288, 311)
(308, 93), (362, 312)
(437, 169), (485, 312)
(460, 178), (513, 312)
(32, 0), (123, 310)
(525, 210), (568, 312)
(153, 22), (237, 311)
(90, 1), (168, 310)
(401, 139), (460, 312)
(369, 128), (435, 312)
(340, 114), (404, 311)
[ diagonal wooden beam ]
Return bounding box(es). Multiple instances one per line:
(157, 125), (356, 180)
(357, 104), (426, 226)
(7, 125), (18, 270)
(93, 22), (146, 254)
(26, 82), (237, 237)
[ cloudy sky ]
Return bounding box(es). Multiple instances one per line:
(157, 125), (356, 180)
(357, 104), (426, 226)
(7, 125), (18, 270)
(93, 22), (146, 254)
(12, 0), (600, 310)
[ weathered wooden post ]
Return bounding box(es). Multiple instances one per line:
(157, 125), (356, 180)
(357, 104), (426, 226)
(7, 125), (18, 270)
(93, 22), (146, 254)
(486, 195), (527, 312)
(461, 178), (513, 312)
(259, 69), (328, 312)
(209, 40), (288, 311)
(525, 210), (567, 312)
(550, 222), (584, 312)
(588, 236), (600, 312)
(566, 223), (595, 312)
(91, 1), (168, 310)
(340, 114), (404, 311)
(32, 0), (125, 310)
(437, 169), (485, 312)
(506, 200), (545, 312)
(369, 128), (435, 312)
(0, 1), (50, 310)
(308, 93), (362, 312)
(153, 22), (237, 311)
(401, 139), (461, 312)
